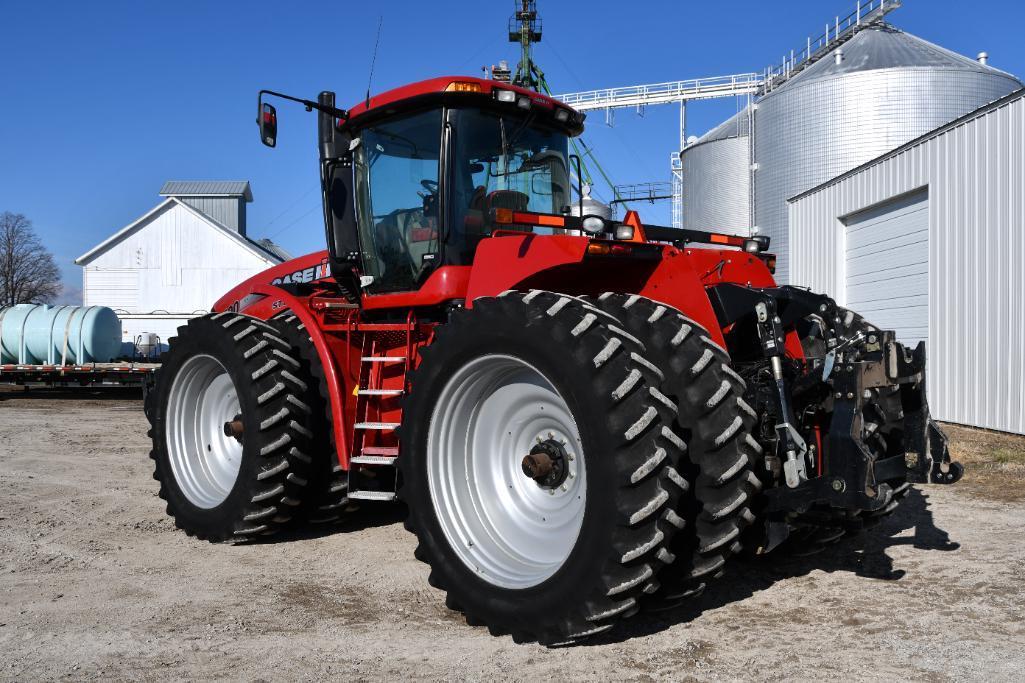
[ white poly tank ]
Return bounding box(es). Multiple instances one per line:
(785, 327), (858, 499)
(0, 304), (123, 365)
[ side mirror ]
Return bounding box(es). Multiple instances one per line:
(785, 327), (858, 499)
(258, 102), (277, 148)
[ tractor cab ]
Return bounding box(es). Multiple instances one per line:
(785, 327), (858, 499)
(259, 77), (585, 297)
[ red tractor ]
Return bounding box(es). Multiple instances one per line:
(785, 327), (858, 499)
(147, 76), (961, 644)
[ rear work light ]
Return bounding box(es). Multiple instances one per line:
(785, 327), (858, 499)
(494, 89), (517, 103)
(446, 81), (483, 93)
(554, 108), (570, 122)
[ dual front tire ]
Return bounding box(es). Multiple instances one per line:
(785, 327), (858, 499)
(400, 291), (758, 643)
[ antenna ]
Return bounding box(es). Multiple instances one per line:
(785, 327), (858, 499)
(366, 15), (384, 108)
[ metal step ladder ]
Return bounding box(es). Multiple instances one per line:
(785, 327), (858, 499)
(347, 337), (406, 501)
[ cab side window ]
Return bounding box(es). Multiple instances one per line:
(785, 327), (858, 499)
(354, 110), (443, 292)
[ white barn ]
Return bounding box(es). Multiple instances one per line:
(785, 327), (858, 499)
(75, 181), (288, 350)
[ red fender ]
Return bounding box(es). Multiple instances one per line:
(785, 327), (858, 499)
(214, 285), (353, 469)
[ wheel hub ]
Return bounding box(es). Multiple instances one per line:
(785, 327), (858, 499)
(165, 354), (244, 509)
(521, 439), (569, 489)
(223, 415), (244, 443)
(426, 354), (587, 589)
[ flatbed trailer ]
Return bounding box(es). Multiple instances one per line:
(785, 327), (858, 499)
(0, 363), (158, 389)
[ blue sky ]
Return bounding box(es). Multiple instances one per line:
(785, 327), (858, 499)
(2, 0), (1022, 302)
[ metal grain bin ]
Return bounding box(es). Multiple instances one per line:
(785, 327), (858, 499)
(0, 304), (122, 365)
(681, 106), (753, 236)
(753, 25), (1021, 282)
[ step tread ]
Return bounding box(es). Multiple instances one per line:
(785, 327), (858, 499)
(347, 490), (397, 501)
(362, 446), (400, 456)
(361, 356), (407, 363)
(358, 389), (404, 396)
(351, 455), (398, 465)
(354, 422), (400, 430)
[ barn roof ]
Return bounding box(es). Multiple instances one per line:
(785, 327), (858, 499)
(160, 180), (253, 202)
(75, 198), (288, 265)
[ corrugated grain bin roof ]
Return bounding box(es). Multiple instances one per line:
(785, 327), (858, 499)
(690, 106), (752, 147)
(160, 180), (253, 201)
(782, 25), (1018, 90)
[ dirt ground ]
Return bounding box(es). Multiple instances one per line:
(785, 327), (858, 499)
(1, 388), (1024, 681)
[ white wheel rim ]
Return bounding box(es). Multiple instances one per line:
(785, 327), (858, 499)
(427, 354), (586, 589)
(166, 354), (243, 509)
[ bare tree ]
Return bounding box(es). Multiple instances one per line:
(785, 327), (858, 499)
(0, 212), (62, 306)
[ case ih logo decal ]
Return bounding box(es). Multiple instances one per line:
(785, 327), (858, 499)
(271, 260), (330, 286)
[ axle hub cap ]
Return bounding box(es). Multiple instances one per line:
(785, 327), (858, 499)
(522, 439), (570, 489)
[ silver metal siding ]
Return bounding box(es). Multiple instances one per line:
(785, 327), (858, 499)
(681, 135), (750, 234)
(789, 93), (1025, 434)
(756, 67), (1020, 284)
(179, 197), (246, 234)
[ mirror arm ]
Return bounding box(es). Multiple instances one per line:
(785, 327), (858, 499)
(258, 89), (349, 121)
(569, 154), (584, 217)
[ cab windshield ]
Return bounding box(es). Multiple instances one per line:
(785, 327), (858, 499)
(352, 106), (572, 293)
(448, 108), (571, 262)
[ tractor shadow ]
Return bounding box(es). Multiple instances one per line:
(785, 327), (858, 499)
(238, 501), (409, 544)
(592, 487), (960, 646)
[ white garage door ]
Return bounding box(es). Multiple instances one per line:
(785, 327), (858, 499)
(843, 190), (929, 347)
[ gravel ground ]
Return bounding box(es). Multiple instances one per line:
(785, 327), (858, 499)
(1, 388), (1024, 681)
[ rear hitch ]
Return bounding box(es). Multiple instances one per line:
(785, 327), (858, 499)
(764, 334), (963, 515)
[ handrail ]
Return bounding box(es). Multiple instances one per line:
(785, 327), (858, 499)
(762, 0), (901, 92)
(555, 0), (903, 110)
(556, 73), (762, 111)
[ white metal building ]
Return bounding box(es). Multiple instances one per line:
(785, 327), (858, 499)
(75, 181), (287, 349)
(789, 88), (1025, 434)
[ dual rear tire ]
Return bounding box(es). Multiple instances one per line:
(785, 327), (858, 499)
(149, 313), (318, 541)
(149, 311), (350, 542)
